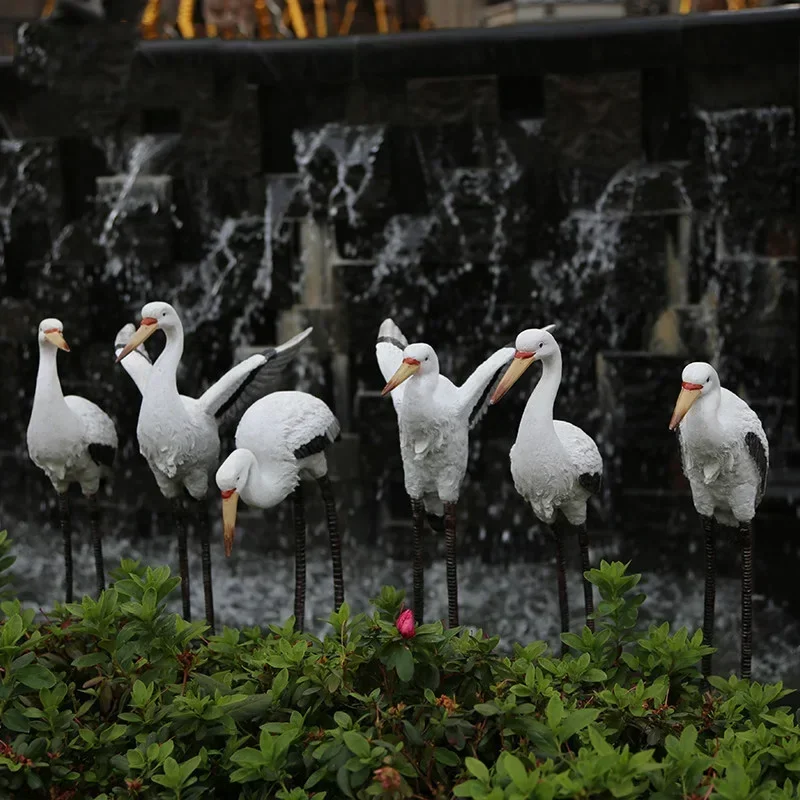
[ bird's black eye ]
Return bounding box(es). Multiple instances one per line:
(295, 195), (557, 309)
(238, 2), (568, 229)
(706, 377), (710, 384)
(538, 342), (544, 348)
(425, 356), (429, 361)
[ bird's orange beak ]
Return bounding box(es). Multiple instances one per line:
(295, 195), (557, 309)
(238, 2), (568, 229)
(382, 357), (420, 396)
(116, 317), (159, 363)
(490, 351), (535, 405)
(221, 489), (239, 557)
(669, 381), (703, 431)
(44, 328), (70, 352)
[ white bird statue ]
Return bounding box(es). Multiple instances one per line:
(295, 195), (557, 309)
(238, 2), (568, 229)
(490, 326), (601, 648)
(376, 318), (515, 629)
(669, 361), (768, 680)
(114, 301), (312, 633)
(215, 391), (343, 631)
(27, 318), (118, 601)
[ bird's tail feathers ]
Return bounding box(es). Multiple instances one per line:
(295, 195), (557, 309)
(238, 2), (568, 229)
(377, 318), (408, 349)
(423, 495), (444, 520)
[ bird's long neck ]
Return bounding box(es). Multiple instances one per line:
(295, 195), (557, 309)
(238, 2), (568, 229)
(146, 324), (184, 405)
(32, 344), (70, 419)
(403, 370), (439, 409)
(520, 351), (562, 435)
(691, 387), (724, 439)
(240, 455), (298, 509)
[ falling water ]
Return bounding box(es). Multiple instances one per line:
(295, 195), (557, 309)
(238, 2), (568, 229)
(292, 124), (387, 226)
(97, 135), (178, 251)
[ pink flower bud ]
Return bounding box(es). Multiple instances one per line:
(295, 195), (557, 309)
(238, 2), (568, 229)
(396, 608), (415, 639)
(374, 766), (401, 791)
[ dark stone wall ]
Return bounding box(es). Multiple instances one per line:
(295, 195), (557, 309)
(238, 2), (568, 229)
(0, 14), (798, 572)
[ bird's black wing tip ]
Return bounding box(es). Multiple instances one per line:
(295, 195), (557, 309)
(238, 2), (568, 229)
(377, 334), (406, 351)
(744, 430), (768, 500)
(295, 434), (330, 460)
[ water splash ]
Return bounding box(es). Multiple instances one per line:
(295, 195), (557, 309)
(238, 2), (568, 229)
(293, 124), (386, 226)
(97, 135), (178, 250)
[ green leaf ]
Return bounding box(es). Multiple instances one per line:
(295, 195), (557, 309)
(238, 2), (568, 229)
(334, 711), (352, 730)
(502, 753), (527, 788)
(3, 707), (30, 733)
(402, 720), (424, 747)
(453, 779), (488, 798)
(72, 652), (108, 669)
(546, 694), (564, 731)
(343, 731), (371, 760)
(395, 647), (414, 682)
(558, 708), (599, 741)
(434, 748), (460, 767)
(465, 757), (490, 784)
(15, 664), (57, 690)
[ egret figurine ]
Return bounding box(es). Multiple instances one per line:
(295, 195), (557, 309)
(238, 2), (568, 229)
(27, 318), (117, 601)
(490, 326), (601, 647)
(115, 302), (312, 633)
(669, 361), (768, 680)
(376, 318), (515, 628)
(215, 391), (343, 632)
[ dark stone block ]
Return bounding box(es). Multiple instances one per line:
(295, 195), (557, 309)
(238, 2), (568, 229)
(544, 71), (643, 209)
(642, 67), (690, 163)
(181, 80), (261, 177)
(713, 257), (798, 405)
(597, 351), (687, 496)
(687, 63), (799, 113)
(14, 22), (136, 137)
(406, 76), (499, 127)
(345, 81), (408, 126)
(686, 106), (796, 216)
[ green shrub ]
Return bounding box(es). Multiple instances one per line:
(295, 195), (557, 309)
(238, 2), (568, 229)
(0, 530), (798, 799)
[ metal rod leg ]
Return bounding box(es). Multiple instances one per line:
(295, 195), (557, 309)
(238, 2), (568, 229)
(292, 484), (307, 633)
(577, 522), (594, 632)
(197, 500), (215, 635)
(552, 518), (569, 654)
(172, 498), (191, 621)
(411, 498), (425, 624)
(58, 493), (73, 604)
(701, 515), (716, 677)
(318, 475), (344, 610)
(739, 521), (753, 681)
(87, 494), (104, 598)
(444, 502), (459, 628)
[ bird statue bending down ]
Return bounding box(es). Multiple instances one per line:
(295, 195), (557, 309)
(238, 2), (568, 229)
(376, 318), (515, 629)
(490, 326), (601, 651)
(669, 362), (768, 680)
(115, 302), (312, 634)
(28, 318), (117, 602)
(215, 391), (343, 632)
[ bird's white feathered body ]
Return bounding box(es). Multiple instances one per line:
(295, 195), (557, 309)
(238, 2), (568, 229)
(376, 319), (515, 514)
(677, 382), (768, 527)
(511, 419), (601, 526)
(115, 304), (312, 500)
(28, 320), (117, 495)
(493, 328), (602, 527)
(218, 391), (341, 509)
